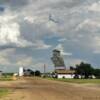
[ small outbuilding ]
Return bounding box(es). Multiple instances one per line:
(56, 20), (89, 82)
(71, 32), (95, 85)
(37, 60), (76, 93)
(55, 69), (75, 79)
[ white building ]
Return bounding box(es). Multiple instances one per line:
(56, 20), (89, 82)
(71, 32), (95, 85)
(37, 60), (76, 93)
(57, 74), (75, 79)
(19, 67), (24, 76)
(55, 70), (75, 79)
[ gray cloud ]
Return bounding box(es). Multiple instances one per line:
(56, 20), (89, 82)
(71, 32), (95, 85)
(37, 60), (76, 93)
(0, 0), (100, 72)
(0, 0), (29, 6)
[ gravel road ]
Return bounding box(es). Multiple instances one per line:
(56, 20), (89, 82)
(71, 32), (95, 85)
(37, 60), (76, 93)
(1, 77), (100, 100)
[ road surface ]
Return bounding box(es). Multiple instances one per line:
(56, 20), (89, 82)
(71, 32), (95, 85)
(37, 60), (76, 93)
(1, 77), (100, 100)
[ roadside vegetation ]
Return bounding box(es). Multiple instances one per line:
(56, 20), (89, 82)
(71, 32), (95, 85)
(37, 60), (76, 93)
(70, 62), (100, 79)
(0, 89), (9, 98)
(48, 78), (100, 84)
(0, 74), (13, 81)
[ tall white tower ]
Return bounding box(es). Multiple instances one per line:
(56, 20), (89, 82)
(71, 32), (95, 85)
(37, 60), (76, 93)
(19, 67), (24, 76)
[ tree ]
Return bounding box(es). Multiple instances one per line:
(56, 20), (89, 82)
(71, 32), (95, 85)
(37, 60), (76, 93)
(70, 66), (75, 70)
(75, 62), (94, 79)
(35, 70), (41, 76)
(30, 71), (35, 76)
(93, 69), (100, 79)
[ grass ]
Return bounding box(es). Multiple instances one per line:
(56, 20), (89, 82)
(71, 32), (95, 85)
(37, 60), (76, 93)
(48, 78), (100, 84)
(0, 76), (13, 81)
(0, 89), (9, 98)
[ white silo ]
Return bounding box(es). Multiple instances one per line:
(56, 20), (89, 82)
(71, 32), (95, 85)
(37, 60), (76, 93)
(19, 67), (24, 76)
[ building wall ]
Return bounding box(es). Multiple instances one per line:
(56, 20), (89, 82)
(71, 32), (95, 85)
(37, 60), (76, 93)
(57, 74), (75, 79)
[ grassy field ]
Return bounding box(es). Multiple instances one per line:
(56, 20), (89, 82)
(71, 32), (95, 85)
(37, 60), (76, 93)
(0, 76), (13, 81)
(0, 89), (9, 98)
(48, 78), (100, 84)
(0, 76), (15, 98)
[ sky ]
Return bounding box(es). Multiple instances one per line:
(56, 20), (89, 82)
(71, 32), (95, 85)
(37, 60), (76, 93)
(0, 0), (100, 72)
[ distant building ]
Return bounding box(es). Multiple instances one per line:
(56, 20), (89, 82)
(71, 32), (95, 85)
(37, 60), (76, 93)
(24, 69), (34, 76)
(55, 69), (75, 79)
(51, 49), (66, 70)
(51, 49), (75, 79)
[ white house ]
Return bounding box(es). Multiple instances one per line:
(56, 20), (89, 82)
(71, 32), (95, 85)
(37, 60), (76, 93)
(55, 69), (75, 79)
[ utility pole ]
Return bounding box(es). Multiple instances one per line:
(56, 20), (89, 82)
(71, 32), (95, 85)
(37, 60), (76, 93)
(44, 64), (46, 77)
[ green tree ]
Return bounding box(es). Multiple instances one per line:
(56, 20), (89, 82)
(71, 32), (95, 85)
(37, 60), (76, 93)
(75, 62), (94, 79)
(93, 69), (100, 79)
(35, 70), (41, 76)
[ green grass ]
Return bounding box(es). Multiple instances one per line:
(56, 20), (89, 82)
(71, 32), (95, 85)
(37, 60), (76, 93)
(0, 89), (9, 98)
(0, 76), (13, 81)
(48, 78), (100, 84)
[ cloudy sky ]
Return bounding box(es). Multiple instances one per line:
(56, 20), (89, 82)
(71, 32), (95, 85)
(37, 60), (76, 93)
(0, 0), (100, 72)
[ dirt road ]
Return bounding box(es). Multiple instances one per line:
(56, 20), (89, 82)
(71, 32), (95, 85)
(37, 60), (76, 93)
(1, 77), (100, 100)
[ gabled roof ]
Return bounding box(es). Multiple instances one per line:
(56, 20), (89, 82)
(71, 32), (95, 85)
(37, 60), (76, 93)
(55, 69), (75, 74)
